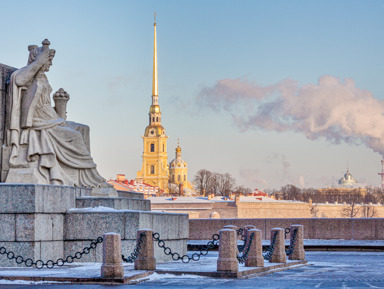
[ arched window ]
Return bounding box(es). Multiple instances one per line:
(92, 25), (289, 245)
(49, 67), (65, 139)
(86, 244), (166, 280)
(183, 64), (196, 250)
(184, 175), (186, 181)
(172, 175), (174, 181)
(163, 144), (165, 152)
(156, 117), (158, 122)
(152, 117), (155, 122)
(150, 143), (155, 152)
(150, 165), (155, 174)
(178, 174), (181, 182)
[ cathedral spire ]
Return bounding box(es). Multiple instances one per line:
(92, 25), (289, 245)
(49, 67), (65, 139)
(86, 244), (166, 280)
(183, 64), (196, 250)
(152, 12), (158, 99)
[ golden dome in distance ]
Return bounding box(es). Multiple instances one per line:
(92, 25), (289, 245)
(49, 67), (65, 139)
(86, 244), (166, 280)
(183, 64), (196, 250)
(150, 105), (161, 114)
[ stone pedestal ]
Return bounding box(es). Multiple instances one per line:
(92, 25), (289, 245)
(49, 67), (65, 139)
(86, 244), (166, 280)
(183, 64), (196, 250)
(101, 233), (124, 278)
(217, 229), (238, 272)
(134, 229), (156, 270)
(270, 228), (286, 263)
(244, 225), (256, 230)
(289, 225), (305, 260)
(245, 229), (264, 267)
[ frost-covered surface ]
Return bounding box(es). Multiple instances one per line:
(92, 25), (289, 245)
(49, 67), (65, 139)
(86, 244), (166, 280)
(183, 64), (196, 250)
(67, 206), (120, 212)
(1, 252), (384, 287)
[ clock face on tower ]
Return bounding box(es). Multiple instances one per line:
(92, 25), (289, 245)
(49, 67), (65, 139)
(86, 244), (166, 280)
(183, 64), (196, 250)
(150, 129), (155, 135)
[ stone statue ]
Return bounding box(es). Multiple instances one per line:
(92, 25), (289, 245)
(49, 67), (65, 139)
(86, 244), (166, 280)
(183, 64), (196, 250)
(3, 39), (112, 192)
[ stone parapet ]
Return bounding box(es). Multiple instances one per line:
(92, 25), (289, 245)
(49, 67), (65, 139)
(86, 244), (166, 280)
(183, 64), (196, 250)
(76, 197), (150, 211)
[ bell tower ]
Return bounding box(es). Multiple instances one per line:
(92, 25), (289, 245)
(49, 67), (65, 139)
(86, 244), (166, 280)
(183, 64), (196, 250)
(137, 15), (169, 194)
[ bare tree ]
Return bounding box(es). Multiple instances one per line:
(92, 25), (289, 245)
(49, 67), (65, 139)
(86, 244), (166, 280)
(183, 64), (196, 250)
(341, 193), (361, 218)
(213, 172), (236, 196)
(192, 169), (214, 196)
(361, 205), (377, 218)
(233, 185), (252, 195)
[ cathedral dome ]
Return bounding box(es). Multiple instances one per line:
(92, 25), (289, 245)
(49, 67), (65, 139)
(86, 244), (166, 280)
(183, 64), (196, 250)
(144, 124), (165, 137)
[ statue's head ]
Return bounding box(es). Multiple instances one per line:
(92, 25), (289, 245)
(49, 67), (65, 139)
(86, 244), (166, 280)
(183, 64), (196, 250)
(27, 39), (56, 72)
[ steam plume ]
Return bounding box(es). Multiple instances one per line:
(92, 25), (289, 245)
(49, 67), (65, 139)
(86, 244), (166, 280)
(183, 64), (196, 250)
(198, 76), (384, 155)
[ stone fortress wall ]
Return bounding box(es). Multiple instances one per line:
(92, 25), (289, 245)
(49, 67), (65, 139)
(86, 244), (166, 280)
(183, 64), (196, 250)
(150, 196), (384, 219)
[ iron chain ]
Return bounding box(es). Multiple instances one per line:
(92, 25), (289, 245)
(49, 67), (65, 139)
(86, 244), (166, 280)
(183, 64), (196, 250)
(122, 233), (146, 263)
(237, 232), (255, 263)
(286, 228), (298, 256)
(0, 237), (103, 269)
(153, 232), (219, 263)
(263, 231), (278, 261)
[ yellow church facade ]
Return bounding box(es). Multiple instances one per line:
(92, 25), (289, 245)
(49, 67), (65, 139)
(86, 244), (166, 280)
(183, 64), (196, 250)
(136, 18), (169, 193)
(137, 18), (193, 195)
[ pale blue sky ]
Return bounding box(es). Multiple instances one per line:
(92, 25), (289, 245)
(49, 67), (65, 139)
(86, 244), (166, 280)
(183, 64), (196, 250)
(1, 0), (383, 190)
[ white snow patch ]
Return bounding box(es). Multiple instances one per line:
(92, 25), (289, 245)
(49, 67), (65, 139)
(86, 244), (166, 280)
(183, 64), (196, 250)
(138, 272), (206, 282)
(68, 206), (119, 212)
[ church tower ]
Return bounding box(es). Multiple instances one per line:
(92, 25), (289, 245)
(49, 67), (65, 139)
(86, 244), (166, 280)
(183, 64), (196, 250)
(137, 17), (169, 193)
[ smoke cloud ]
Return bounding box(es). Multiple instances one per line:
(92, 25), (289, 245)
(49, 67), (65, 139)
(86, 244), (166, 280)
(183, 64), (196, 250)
(197, 76), (384, 155)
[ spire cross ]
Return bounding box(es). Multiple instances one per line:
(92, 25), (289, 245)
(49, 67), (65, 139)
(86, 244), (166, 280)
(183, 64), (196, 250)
(153, 12), (157, 23)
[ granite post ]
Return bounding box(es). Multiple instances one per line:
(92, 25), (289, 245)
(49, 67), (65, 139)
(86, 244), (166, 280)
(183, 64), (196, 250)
(245, 228), (264, 267)
(217, 229), (238, 272)
(270, 228), (287, 263)
(101, 233), (124, 279)
(134, 229), (156, 270)
(289, 224), (305, 260)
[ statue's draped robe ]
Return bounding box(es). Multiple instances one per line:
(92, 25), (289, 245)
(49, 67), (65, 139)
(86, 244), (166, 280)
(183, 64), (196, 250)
(7, 68), (105, 187)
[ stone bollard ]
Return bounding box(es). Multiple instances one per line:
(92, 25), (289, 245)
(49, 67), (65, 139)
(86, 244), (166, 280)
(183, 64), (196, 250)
(217, 229), (238, 272)
(134, 229), (156, 270)
(289, 225), (305, 260)
(101, 233), (124, 279)
(245, 229), (264, 267)
(270, 228), (287, 263)
(223, 225), (237, 232)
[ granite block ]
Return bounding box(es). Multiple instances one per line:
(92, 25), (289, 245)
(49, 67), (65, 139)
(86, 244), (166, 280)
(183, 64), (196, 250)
(0, 214), (16, 241)
(75, 197), (150, 211)
(117, 190), (145, 199)
(0, 184), (77, 213)
(40, 241), (64, 262)
(64, 212), (125, 240)
(16, 214), (64, 241)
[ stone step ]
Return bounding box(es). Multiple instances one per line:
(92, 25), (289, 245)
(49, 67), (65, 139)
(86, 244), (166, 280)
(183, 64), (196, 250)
(76, 197), (150, 211)
(117, 190), (145, 199)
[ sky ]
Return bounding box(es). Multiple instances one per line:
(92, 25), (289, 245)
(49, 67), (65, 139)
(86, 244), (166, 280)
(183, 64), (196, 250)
(1, 0), (384, 190)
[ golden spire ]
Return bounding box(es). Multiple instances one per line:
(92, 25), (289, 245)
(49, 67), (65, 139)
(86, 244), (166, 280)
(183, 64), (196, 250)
(152, 12), (158, 97)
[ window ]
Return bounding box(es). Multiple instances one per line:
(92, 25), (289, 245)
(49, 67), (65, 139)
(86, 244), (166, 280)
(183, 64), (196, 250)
(163, 144), (165, 152)
(150, 143), (155, 152)
(172, 175), (174, 181)
(156, 117), (158, 122)
(150, 165), (155, 174)
(152, 117), (155, 122)
(184, 175), (186, 181)
(178, 174), (181, 182)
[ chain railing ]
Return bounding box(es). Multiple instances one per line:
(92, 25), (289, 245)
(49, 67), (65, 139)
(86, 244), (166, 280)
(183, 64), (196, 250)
(286, 228), (298, 256)
(153, 232), (219, 263)
(0, 237), (103, 269)
(236, 228), (247, 253)
(263, 231), (277, 261)
(284, 227), (291, 239)
(122, 232), (145, 263)
(237, 232), (254, 263)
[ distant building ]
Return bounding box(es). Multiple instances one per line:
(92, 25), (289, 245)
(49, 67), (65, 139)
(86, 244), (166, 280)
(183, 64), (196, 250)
(338, 168), (358, 187)
(108, 174), (159, 196)
(136, 19), (169, 193)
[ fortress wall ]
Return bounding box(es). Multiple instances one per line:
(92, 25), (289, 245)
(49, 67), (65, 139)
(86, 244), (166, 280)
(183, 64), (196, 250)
(189, 218), (384, 240)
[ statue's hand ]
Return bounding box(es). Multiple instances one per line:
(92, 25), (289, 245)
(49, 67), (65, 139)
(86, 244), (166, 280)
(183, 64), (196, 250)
(35, 49), (51, 67)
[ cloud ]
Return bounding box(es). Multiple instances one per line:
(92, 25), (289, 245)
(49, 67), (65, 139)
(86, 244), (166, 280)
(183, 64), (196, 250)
(239, 168), (268, 190)
(197, 75), (384, 155)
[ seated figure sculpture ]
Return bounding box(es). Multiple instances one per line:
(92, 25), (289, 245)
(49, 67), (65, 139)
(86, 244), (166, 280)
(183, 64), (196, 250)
(3, 39), (112, 191)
